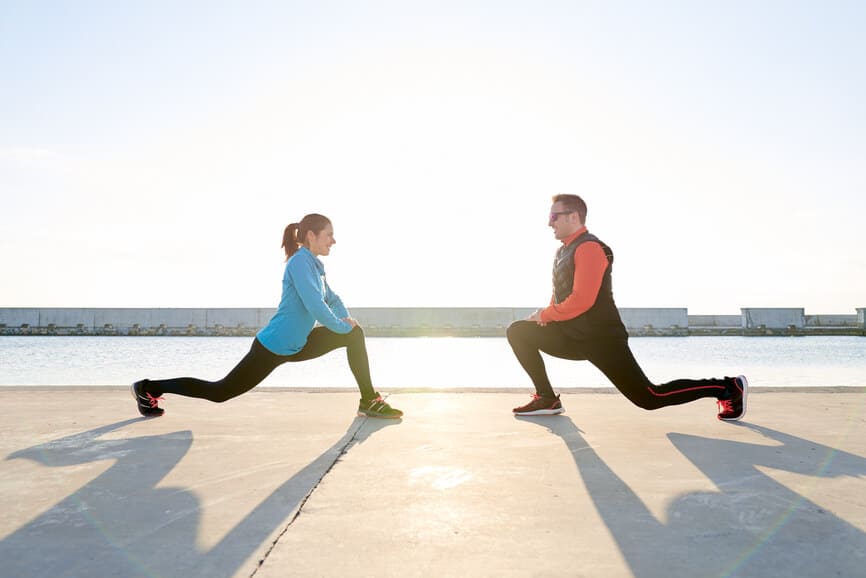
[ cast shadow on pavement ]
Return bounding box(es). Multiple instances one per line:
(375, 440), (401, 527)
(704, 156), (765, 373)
(1, 416), (399, 578)
(517, 416), (866, 578)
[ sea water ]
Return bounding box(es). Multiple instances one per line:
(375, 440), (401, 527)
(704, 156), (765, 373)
(1, 336), (865, 388)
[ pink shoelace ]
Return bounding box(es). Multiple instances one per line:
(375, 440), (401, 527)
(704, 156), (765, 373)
(146, 393), (164, 408)
(515, 394), (545, 411)
(717, 399), (733, 414)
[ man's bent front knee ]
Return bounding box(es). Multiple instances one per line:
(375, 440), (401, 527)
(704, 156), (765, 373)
(506, 320), (536, 345)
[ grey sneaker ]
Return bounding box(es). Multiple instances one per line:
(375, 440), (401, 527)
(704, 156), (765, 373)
(358, 395), (403, 419)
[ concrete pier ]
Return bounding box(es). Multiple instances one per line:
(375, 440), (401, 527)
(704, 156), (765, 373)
(1, 307), (864, 337)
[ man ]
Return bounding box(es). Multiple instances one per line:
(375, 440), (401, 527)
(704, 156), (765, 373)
(507, 193), (747, 419)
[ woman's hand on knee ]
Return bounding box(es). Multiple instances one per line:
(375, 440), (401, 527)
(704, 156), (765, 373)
(343, 317), (359, 329)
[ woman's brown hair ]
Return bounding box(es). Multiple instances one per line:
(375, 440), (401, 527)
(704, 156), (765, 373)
(282, 213), (332, 261)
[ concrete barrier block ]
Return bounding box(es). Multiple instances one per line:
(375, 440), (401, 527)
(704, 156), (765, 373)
(619, 308), (688, 330)
(805, 314), (858, 327)
(147, 309), (208, 329)
(435, 308), (518, 329)
(40, 308), (97, 328)
(687, 314), (741, 328)
(94, 309), (153, 330)
(0, 308), (41, 327)
(510, 308), (537, 322)
(256, 308), (276, 328)
(352, 307), (533, 334)
(205, 308), (260, 328)
(353, 308), (427, 328)
(741, 308), (805, 329)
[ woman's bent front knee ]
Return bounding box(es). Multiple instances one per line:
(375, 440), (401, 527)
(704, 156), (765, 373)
(347, 325), (366, 343)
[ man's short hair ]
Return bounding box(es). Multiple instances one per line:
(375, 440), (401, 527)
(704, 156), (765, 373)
(551, 194), (587, 223)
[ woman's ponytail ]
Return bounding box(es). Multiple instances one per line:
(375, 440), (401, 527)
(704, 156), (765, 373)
(282, 223), (301, 261)
(281, 214), (332, 261)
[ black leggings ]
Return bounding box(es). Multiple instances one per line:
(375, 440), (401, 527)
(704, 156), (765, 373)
(506, 320), (729, 410)
(147, 326), (376, 402)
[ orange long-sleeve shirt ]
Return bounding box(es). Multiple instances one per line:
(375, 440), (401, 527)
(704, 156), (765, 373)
(539, 227), (610, 323)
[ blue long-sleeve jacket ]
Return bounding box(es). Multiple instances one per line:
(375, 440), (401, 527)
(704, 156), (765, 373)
(256, 246), (352, 355)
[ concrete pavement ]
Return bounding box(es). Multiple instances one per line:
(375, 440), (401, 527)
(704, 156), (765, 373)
(1, 388), (865, 578)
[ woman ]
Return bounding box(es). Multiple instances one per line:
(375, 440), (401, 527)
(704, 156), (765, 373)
(132, 213), (402, 419)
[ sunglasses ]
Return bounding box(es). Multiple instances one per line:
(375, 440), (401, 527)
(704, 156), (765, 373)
(548, 210), (575, 224)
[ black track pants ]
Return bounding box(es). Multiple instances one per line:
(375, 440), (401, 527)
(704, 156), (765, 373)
(506, 320), (729, 409)
(147, 326), (376, 402)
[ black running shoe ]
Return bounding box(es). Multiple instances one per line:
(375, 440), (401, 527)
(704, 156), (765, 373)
(358, 394), (403, 419)
(717, 375), (748, 421)
(513, 394), (564, 416)
(131, 380), (165, 417)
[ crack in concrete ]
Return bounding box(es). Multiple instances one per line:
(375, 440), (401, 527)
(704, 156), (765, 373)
(249, 416), (369, 577)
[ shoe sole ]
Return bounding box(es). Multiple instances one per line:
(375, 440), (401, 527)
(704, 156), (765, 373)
(514, 407), (565, 416)
(719, 374), (748, 421)
(358, 411), (402, 419)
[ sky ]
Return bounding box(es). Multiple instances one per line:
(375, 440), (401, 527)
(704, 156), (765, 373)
(1, 0), (865, 314)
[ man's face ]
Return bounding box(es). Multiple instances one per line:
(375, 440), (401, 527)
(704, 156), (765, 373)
(548, 201), (582, 240)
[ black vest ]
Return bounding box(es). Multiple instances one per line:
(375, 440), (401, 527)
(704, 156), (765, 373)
(552, 232), (627, 339)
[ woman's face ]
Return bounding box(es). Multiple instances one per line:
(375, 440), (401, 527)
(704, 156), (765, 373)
(306, 224), (335, 256)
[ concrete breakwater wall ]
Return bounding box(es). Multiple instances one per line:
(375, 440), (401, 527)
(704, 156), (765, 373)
(1, 307), (864, 337)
